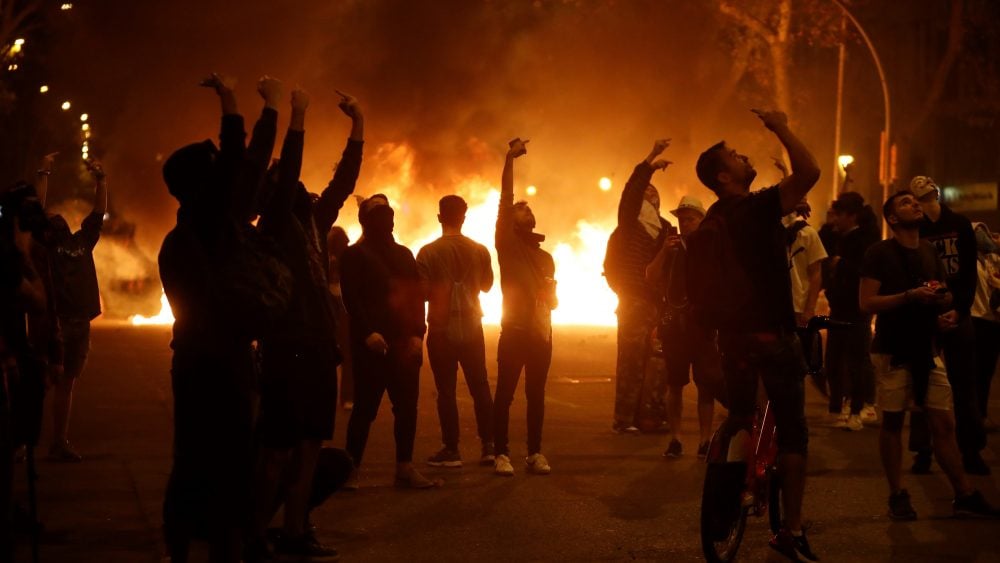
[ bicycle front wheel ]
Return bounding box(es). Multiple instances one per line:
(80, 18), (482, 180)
(700, 461), (748, 563)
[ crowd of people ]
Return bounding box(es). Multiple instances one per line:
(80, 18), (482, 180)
(1, 71), (999, 563)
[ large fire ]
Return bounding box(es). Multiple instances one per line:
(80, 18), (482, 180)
(130, 144), (622, 327)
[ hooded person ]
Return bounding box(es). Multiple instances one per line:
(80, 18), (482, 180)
(157, 74), (283, 563)
(340, 195), (436, 489)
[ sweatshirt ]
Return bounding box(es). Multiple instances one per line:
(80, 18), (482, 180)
(920, 204), (977, 317)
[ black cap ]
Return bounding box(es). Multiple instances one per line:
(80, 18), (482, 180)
(831, 191), (865, 216)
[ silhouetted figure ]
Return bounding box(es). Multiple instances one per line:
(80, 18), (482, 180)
(417, 195), (495, 468)
(40, 156), (108, 462)
(691, 109), (821, 560)
(492, 138), (556, 477)
(341, 195), (437, 489)
(605, 140), (671, 434)
(159, 73), (285, 563)
(251, 88), (363, 561)
(327, 226), (354, 410)
(907, 176), (988, 476)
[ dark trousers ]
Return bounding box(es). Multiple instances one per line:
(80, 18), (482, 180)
(826, 316), (876, 415)
(910, 316), (985, 455)
(163, 354), (255, 557)
(972, 317), (1000, 419)
(494, 327), (552, 456)
(614, 299), (656, 427)
(345, 340), (420, 465)
(426, 326), (494, 450)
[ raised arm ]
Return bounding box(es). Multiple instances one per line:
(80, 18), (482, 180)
(36, 152), (56, 208)
(752, 110), (821, 215)
(86, 159), (108, 217)
(315, 91), (365, 233)
(266, 89), (308, 219)
(619, 140), (670, 226)
(497, 138), (529, 243)
(236, 76), (282, 218)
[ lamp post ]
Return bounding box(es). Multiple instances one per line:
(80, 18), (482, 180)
(829, 0), (892, 209)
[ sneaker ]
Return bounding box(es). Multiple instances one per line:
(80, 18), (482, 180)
(48, 440), (83, 462)
(829, 412), (848, 429)
(844, 414), (864, 432)
(494, 454), (514, 476)
(426, 447), (462, 468)
(861, 404), (878, 425)
(663, 439), (682, 458)
(953, 490), (1000, 519)
(888, 489), (917, 521)
(612, 423), (640, 435)
(343, 468), (360, 491)
(769, 527), (819, 562)
(526, 453), (551, 475)
(274, 531), (338, 561)
(480, 443), (496, 466)
(394, 467), (442, 489)
(697, 441), (709, 459)
(962, 452), (991, 476)
(911, 450), (933, 474)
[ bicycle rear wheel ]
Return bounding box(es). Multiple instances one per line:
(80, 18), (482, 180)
(700, 461), (748, 563)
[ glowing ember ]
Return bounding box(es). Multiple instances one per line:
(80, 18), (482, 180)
(525, 185), (537, 196)
(129, 292), (174, 326)
(599, 177), (612, 191)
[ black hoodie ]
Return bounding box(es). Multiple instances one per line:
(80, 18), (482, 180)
(920, 204), (977, 317)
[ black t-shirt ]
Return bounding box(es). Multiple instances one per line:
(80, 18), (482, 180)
(49, 211), (103, 321)
(828, 227), (880, 320)
(861, 238), (945, 357)
(718, 185), (796, 332)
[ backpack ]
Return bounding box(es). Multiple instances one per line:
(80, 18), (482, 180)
(684, 204), (752, 330)
(603, 226), (627, 293)
(444, 247), (481, 343)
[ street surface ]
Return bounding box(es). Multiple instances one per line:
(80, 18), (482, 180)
(11, 324), (1000, 562)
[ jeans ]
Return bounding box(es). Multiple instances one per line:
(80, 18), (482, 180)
(718, 331), (809, 456)
(426, 325), (494, 450)
(345, 339), (421, 465)
(494, 327), (552, 456)
(826, 316), (876, 415)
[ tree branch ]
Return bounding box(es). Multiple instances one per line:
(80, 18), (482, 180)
(719, 2), (776, 44)
(905, 0), (966, 138)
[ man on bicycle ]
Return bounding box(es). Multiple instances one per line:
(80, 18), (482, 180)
(692, 109), (821, 561)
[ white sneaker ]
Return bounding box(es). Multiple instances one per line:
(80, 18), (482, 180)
(526, 453), (551, 475)
(844, 414), (864, 432)
(861, 404), (878, 425)
(494, 454), (514, 476)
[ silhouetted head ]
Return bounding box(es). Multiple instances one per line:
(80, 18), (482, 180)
(327, 226), (349, 256)
(696, 141), (756, 196)
(162, 140), (219, 207)
(438, 195), (467, 229)
(830, 191), (865, 233)
(47, 214), (72, 245)
(511, 200), (535, 232)
(359, 194), (394, 238)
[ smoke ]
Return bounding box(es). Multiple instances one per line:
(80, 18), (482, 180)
(50, 0), (837, 254)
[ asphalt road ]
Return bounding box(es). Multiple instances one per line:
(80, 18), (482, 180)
(11, 324), (1000, 562)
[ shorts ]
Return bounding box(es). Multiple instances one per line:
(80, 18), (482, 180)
(60, 318), (91, 381)
(662, 320), (722, 395)
(872, 353), (952, 412)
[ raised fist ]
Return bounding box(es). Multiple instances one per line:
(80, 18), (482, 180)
(507, 138), (529, 159)
(291, 88), (310, 112)
(199, 73), (237, 94)
(336, 89), (362, 119)
(257, 75), (282, 106)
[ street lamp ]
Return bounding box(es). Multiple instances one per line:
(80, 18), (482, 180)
(838, 154), (855, 171)
(829, 0), (892, 210)
(599, 177), (612, 191)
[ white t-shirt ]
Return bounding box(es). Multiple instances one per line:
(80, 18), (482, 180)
(784, 215), (828, 314)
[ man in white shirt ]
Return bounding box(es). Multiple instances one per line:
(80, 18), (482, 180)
(785, 199), (827, 326)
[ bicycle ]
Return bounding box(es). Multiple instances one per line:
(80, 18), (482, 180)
(699, 316), (848, 563)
